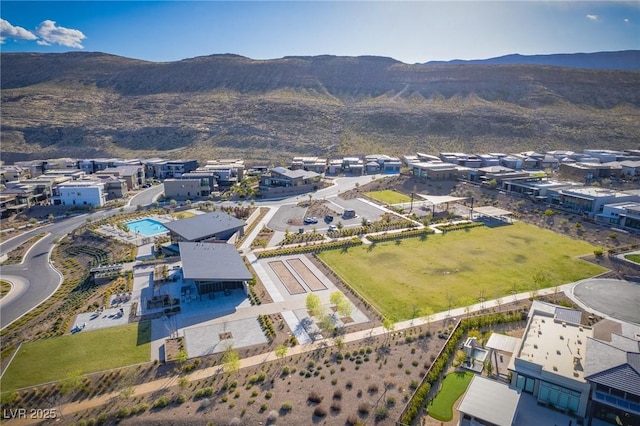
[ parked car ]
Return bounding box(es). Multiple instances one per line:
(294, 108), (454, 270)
(342, 209), (356, 219)
(324, 215), (334, 223)
(304, 217), (318, 224)
(328, 224), (338, 231)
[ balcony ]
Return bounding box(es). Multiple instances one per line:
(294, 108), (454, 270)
(594, 391), (640, 415)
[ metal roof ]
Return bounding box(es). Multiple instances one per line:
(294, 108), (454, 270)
(270, 167), (319, 179)
(584, 336), (640, 397)
(163, 211), (245, 242)
(458, 376), (521, 425)
(179, 242), (252, 282)
(486, 333), (520, 354)
(555, 307), (582, 325)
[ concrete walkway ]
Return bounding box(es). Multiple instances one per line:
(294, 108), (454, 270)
(239, 207), (280, 251)
(6, 283), (575, 425)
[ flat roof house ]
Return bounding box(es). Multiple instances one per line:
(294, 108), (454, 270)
(52, 180), (107, 207)
(508, 301), (593, 419)
(585, 321), (640, 426)
(259, 167), (321, 197)
(163, 211), (246, 244)
(179, 242), (252, 295)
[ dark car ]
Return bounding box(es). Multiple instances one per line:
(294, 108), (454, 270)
(324, 215), (334, 223)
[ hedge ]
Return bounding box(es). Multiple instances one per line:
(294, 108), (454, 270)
(367, 228), (434, 243)
(435, 222), (485, 232)
(256, 238), (362, 258)
(399, 311), (525, 425)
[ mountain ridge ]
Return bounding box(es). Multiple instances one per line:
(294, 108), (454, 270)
(1, 51), (639, 164)
(424, 50), (640, 71)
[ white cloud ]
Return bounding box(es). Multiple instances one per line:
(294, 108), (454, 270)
(586, 14), (598, 21)
(624, 18), (630, 23)
(0, 18), (37, 44)
(36, 20), (86, 48)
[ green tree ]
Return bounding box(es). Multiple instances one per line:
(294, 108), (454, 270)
(306, 293), (322, 317)
(222, 344), (240, 375)
(48, 213), (55, 222)
(330, 291), (345, 307)
(334, 336), (345, 353)
(275, 344), (288, 364)
(486, 179), (498, 189)
(319, 313), (336, 334)
(382, 317), (395, 345)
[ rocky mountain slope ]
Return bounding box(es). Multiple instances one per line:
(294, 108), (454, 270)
(1, 52), (639, 163)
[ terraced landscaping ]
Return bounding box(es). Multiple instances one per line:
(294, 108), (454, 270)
(318, 221), (605, 321)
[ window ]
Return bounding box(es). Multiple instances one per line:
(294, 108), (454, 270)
(516, 375), (535, 394)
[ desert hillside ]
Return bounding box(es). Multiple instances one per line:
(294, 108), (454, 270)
(1, 52), (639, 163)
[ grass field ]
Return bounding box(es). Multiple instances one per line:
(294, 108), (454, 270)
(365, 190), (412, 205)
(427, 371), (474, 421)
(1, 321), (151, 391)
(624, 254), (640, 264)
(318, 222), (605, 321)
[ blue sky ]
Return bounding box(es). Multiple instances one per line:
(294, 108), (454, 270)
(1, 1), (638, 63)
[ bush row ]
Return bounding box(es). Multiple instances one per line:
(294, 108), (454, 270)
(367, 228), (434, 243)
(400, 311), (525, 425)
(256, 238), (363, 258)
(258, 315), (275, 342)
(435, 222), (485, 232)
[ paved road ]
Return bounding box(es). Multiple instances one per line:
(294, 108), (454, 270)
(0, 207), (138, 329)
(571, 278), (640, 324)
(0, 175), (384, 330)
(127, 184), (164, 207)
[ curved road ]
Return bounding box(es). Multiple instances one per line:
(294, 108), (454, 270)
(0, 177), (373, 329)
(0, 205), (138, 329)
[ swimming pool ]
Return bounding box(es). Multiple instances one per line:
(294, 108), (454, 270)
(127, 218), (169, 237)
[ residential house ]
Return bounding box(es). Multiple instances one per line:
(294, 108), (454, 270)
(509, 301), (593, 419)
(52, 180), (107, 207)
(548, 187), (640, 218)
(596, 202), (640, 232)
(259, 167), (321, 197)
(584, 320), (640, 426)
(95, 165), (145, 190)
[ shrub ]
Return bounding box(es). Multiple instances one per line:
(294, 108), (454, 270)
(313, 406), (327, 417)
(594, 248), (604, 256)
(176, 393), (187, 404)
(333, 389), (342, 400)
(346, 414), (360, 426)
(308, 391), (323, 403)
(374, 406), (389, 421)
(358, 402), (370, 415)
(330, 400), (341, 412)
(116, 407), (131, 418)
(281, 402), (293, 412)
(367, 383), (379, 394)
(267, 410), (278, 423)
(152, 396), (169, 408)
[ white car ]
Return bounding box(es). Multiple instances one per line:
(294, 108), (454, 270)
(304, 217), (318, 224)
(328, 225), (338, 231)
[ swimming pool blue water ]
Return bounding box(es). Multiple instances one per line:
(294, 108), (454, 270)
(127, 218), (168, 236)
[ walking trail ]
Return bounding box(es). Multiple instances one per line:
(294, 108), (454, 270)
(7, 284), (569, 425)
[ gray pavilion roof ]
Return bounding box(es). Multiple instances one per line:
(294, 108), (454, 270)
(163, 211), (245, 241)
(179, 242), (252, 282)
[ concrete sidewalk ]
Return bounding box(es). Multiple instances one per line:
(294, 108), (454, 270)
(7, 284), (574, 425)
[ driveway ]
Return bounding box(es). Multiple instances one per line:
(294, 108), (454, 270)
(571, 278), (640, 324)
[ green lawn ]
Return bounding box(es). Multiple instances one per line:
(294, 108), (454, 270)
(365, 190), (412, 205)
(624, 254), (640, 264)
(1, 321), (151, 391)
(318, 222), (605, 321)
(428, 371), (474, 421)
